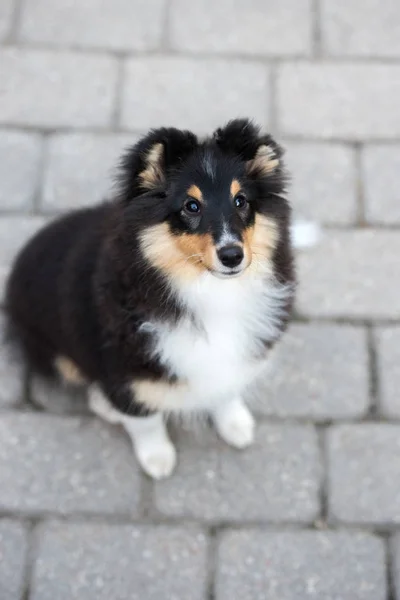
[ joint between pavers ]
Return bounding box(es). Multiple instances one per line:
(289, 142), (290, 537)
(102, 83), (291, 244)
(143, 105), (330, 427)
(160, 0), (173, 51)
(292, 314), (400, 328)
(110, 58), (126, 130)
(20, 519), (41, 600)
(30, 133), (48, 216)
(4, 125), (400, 149)
(353, 142), (367, 225)
(322, 223), (400, 231)
(278, 133), (400, 145)
(268, 62), (278, 134)
(4, 0), (24, 44)
(311, 0), (322, 58)
(4, 39), (400, 64)
(1, 511), (399, 538)
(383, 534), (397, 600)
(366, 325), (380, 417)
(138, 473), (156, 520)
(206, 526), (218, 600)
(316, 425), (328, 524)
(0, 40), (308, 62)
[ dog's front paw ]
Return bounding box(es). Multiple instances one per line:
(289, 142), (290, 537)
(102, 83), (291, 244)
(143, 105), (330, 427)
(135, 438), (177, 480)
(213, 399), (255, 449)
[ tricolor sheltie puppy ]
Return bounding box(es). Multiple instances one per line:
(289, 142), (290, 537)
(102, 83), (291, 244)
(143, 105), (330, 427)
(6, 119), (297, 479)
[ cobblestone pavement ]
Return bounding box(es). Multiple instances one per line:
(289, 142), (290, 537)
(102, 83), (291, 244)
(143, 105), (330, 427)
(1, 1), (400, 598)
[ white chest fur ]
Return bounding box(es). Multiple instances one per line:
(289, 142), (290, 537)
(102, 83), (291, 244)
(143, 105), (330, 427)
(138, 272), (292, 413)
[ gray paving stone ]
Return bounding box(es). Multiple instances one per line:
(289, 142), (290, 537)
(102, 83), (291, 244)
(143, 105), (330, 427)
(30, 375), (90, 415)
(375, 326), (400, 418)
(41, 133), (136, 212)
(32, 522), (208, 600)
(19, 0), (166, 51)
(0, 413), (141, 514)
(0, 130), (42, 211)
(154, 423), (320, 522)
(285, 141), (357, 225)
(392, 534), (400, 600)
(255, 324), (369, 420)
(0, 49), (117, 128)
(278, 64), (400, 140)
(362, 145), (400, 224)
(328, 424), (400, 525)
(121, 57), (269, 133)
(0, 311), (25, 408)
(321, 0), (400, 58)
(169, 0), (312, 56)
(0, 520), (28, 600)
(0, 0), (13, 40)
(296, 230), (400, 319)
(0, 216), (47, 266)
(216, 530), (386, 600)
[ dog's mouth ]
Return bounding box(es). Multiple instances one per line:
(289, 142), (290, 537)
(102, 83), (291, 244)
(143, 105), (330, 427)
(208, 266), (248, 279)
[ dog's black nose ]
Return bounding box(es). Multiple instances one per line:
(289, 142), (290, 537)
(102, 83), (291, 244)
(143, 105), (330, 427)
(217, 245), (244, 268)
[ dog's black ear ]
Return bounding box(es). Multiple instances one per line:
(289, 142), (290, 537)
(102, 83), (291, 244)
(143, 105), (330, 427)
(118, 127), (198, 200)
(213, 118), (283, 178)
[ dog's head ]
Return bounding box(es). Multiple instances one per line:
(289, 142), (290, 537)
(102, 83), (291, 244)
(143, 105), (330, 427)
(117, 119), (290, 281)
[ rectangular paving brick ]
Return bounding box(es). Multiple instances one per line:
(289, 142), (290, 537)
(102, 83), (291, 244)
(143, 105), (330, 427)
(278, 64), (400, 140)
(0, 216), (47, 266)
(284, 141), (357, 225)
(0, 311), (25, 408)
(392, 534), (400, 600)
(19, 0), (166, 51)
(0, 0), (13, 40)
(169, 0), (312, 56)
(296, 230), (400, 319)
(321, 0), (400, 58)
(0, 520), (28, 600)
(0, 49), (118, 128)
(121, 57), (269, 133)
(154, 423), (320, 523)
(255, 323), (369, 420)
(0, 130), (42, 211)
(362, 145), (400, 224)
(41, 133), (135, 212)
(0, 414), (141, 515)
(375, 327), (400, 418)
(32, 522), (208, 600)
(328, 424), (400, 525)
(216, 530), (386, 600)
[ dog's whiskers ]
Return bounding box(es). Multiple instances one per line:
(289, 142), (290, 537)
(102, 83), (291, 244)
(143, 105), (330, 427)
(183, 253), (204, 265)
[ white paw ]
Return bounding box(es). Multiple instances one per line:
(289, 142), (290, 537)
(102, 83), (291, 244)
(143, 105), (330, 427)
(136, 439), (177, 480)
(214, 400), (255, 449)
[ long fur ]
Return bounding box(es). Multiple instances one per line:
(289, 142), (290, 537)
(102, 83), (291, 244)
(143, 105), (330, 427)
(5, 119), (296, 419)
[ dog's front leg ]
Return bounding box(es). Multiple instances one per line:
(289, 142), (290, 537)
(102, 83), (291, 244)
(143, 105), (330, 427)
(88, 384), (176, 480)
(211, 397), (255, 449)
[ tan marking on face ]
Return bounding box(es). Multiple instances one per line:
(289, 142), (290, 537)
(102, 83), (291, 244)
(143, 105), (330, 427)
(131, 378), (188, 412)
(230, 179), (241, 197)
(243, 214), (279, 273)
(187, 184), (203, 202)
(175, 231), (215, 271)
(54, 356), (87, 385)
(138, 143), (164, 190)
(247, 145), (279, 177)
(139, 223), (215, 282)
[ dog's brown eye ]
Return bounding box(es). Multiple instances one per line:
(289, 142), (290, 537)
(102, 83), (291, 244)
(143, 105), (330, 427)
(234, 194), (247, 209)
(184, 199), (201, 214)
